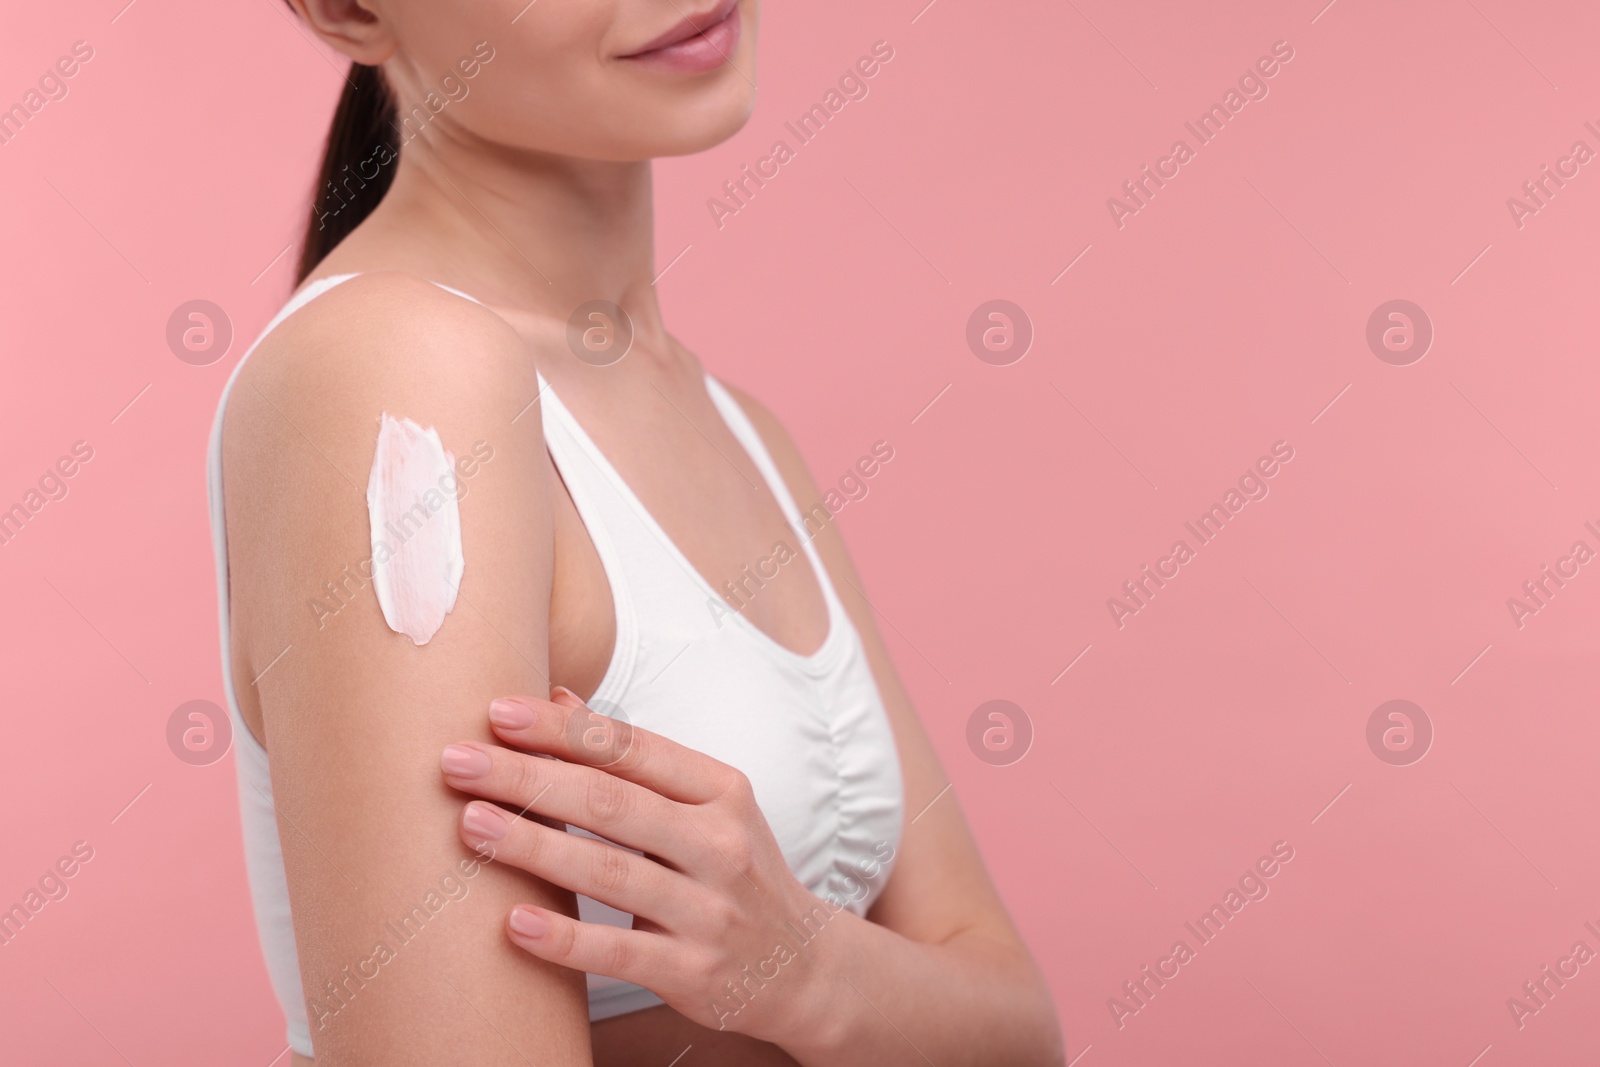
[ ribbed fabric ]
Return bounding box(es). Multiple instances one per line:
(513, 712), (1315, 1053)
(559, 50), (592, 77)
(206, 274), (904, 1056)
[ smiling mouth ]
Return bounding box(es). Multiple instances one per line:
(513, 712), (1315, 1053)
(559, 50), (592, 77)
(619, 0), (742, 72)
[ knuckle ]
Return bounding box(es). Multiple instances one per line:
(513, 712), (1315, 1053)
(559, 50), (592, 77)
(547, 915), (578, 960)
(703, 895), (739, 934)
(589, 843), (632, 896)
(596, 931), (633, 976)
(720, 766), (755, 805)
(708, 825), (755, 875)
(692, 944), (725, 976)
(506, 754), (544, 807)
(585, 773), (633, 825)
(607, 721), (644, 772)
(699, 821), (734, 856)
(676, 945), (722, 992)
(509, 819), (544, 868)
(571, 706), (633, 766)
(728, 839), (756, 875)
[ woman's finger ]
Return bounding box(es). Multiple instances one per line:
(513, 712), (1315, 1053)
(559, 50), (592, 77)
(485, 688), (744, 805)
(505, 902), (672, 989)
(441, 740), (689, 864)
(459, 801), (698, 926)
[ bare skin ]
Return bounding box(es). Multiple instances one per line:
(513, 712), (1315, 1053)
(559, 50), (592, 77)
(227, 0), (1063, 1063)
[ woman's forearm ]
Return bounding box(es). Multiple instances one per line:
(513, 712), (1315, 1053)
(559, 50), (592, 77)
(774, 909), (1064, 1067)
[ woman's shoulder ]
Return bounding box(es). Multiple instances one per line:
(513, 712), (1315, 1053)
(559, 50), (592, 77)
(217, 268), (558, 645)
(221, 271), (542, 473)
(218, 271), (553, 571)
(231, 271), (528, 410)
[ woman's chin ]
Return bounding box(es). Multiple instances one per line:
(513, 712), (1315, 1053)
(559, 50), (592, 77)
(672, 98), (760, 157)
(586, 93), (760, 161)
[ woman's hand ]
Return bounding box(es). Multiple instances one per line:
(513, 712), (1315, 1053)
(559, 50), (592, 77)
(439, 687), (847, 1046)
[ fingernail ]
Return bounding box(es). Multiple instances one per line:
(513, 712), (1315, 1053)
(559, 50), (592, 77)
(549, 686), (581, 708)
(441, 744), (491, 778)
(489, 699), (535, 729)
(462, 803), (508, 841)
(509, 907), (548, 939)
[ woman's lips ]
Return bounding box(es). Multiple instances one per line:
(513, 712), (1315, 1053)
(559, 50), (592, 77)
(620, 2), (741, 74)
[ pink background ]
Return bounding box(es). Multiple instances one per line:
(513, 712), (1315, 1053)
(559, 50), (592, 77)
(3, 0), (1599, 1063)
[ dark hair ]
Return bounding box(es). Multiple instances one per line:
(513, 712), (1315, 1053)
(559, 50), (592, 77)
(295, 63), (399, 284)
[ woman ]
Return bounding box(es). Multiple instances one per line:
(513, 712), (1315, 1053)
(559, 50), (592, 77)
(207, 0), (1062, 1062)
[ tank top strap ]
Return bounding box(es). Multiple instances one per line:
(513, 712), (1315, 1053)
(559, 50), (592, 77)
(701, 375), (848, 617)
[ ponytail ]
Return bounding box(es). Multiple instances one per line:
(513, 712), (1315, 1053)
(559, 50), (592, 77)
(294, 62), (398, 283)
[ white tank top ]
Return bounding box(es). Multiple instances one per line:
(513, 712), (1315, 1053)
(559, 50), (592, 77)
(205, 274), (905, 1057)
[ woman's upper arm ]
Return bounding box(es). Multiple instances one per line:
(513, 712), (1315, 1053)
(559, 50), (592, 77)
(722, 384), (1024, 949)
(222, 274), (592, 1064)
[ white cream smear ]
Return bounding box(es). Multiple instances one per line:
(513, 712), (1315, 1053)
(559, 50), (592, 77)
(366, 413), (464, 645)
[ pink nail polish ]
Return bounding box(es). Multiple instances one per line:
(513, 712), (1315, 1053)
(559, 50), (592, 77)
(549, 686), (582, 708)
(489, 699), (535, 729)
(462, 803), (508, 841)
(509, 907), (548, 939)
(441, 744), (491, 778)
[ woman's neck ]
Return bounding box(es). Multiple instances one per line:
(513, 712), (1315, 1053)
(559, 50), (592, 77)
(346, 136), (669, 346)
